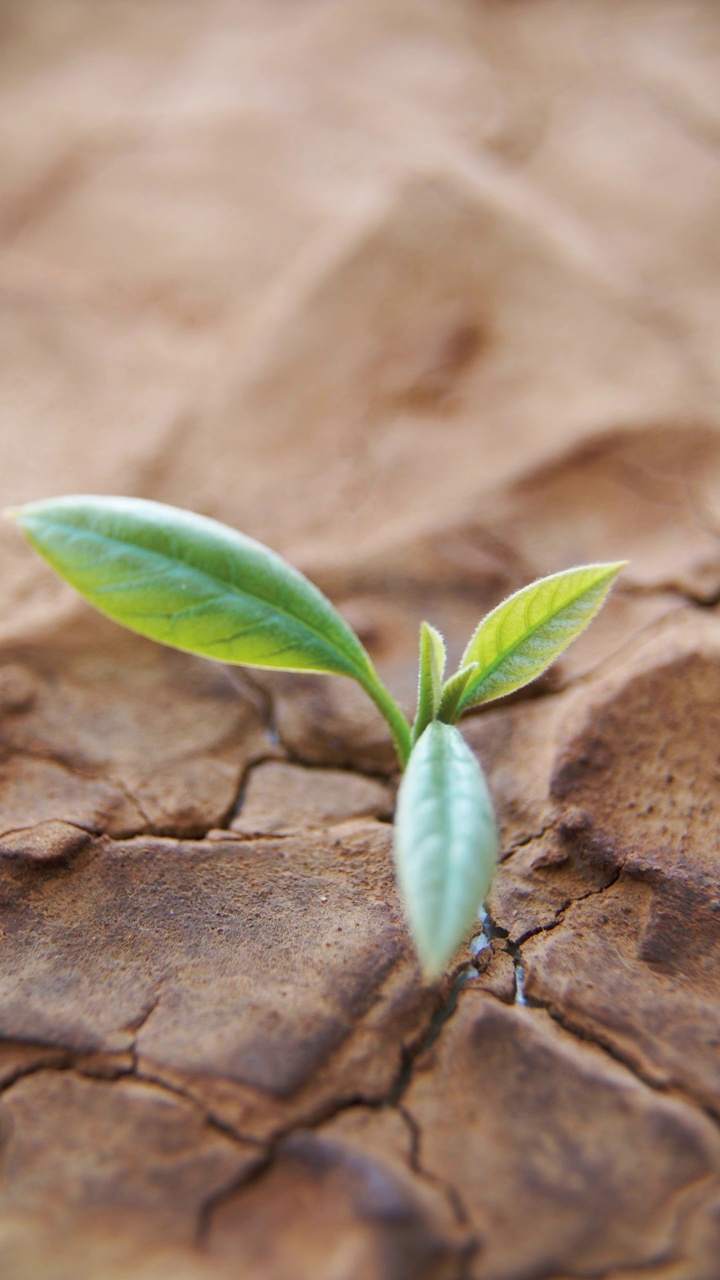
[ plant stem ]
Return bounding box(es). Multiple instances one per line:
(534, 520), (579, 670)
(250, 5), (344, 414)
(362, 676), (412, 770)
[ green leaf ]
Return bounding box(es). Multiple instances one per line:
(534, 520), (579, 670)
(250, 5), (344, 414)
(411, 622), (446, 745)
(394, 721), (498, 980)
(436, 662), (479, 724)
(12, 495), (412, 765)
(451, 562), (626, 716)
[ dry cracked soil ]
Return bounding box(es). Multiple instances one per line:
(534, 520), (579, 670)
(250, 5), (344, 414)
(1, 2), (720, 1278)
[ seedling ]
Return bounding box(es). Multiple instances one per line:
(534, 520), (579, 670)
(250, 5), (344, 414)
(10, 497), (624, 979)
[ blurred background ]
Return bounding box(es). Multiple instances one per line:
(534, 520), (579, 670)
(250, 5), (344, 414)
(1, 0), (718, 649)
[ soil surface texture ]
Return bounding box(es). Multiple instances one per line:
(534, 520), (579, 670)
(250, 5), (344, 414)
(1, 3), (720, 1278)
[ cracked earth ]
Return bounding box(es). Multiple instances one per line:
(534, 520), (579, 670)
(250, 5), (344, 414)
(1, 2), (720, 1277)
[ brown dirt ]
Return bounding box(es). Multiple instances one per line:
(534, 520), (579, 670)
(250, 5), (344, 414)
(1, 2), (719, 1277)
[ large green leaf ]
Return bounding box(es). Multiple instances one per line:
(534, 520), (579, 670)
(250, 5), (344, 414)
(411, 622), (446, 745)
(450, 562), (625, 716)
(394, 721), (498, 979)
(13, 495), (411, 763)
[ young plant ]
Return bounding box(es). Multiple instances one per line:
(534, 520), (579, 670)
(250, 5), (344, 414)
(10, 497), (624, 979)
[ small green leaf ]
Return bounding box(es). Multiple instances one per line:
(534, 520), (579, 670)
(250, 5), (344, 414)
(394, 721), (498, 980)
(12, 495), (412, 765)
(411, 622), (447, 745)
(452, 562), (625, 716)
(436, 662), (479, 724)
